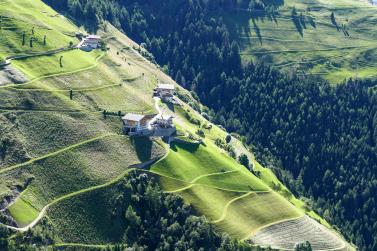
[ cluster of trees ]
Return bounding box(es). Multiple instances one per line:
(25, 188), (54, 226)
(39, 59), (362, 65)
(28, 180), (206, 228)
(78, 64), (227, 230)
(42, 0), (377, 250)
(0, 218), (56, 251)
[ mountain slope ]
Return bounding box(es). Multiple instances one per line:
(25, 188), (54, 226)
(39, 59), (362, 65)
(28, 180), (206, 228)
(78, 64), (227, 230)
(221, 0), (377, 83)
(0, 0), (354, 250)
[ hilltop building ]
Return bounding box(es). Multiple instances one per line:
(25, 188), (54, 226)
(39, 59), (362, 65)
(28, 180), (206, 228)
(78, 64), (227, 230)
(77, 35), (101, 51)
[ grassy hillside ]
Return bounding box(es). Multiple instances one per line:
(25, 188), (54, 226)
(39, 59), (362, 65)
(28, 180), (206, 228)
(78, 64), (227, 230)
(221, 0), (377, 83)
(0, 0), (78, 59)
(0, 0), (354, 250)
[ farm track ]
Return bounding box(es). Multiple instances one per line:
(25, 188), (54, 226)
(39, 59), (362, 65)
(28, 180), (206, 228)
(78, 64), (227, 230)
(2, 74), (142, 93)
(163, 170), (238, 193)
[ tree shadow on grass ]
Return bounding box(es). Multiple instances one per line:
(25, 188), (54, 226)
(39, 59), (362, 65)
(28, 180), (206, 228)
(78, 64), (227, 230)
(308, 16), (316, 28)
(170, 141), (200, 153)
(251, 18), (263, 45)
(131, 136), (153, 162)
(166, 102), (175, 112)
(292, 15), (304, 37)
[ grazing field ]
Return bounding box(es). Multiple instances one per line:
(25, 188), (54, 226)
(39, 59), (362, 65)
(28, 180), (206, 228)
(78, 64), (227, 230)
(0, 0), (78, 58)
(221, 0), (377, 83)
(151, 141), (268, 192)
(11, 50), (102, 81)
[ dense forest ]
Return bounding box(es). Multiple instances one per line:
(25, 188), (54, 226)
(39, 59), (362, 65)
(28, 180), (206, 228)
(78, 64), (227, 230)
(0, 172), (271, 251)
(42, 0), (377, 250)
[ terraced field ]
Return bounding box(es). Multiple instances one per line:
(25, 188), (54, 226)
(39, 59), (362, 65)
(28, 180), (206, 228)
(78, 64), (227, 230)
(221, 0), (377, 83)
(251, 215), (348, 251)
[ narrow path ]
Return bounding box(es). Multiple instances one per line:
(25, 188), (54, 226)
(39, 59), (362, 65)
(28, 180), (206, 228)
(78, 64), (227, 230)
(0, 133), (116, 175)
(164, 170), (238, 193)
(4, 75), (142, 93)
(147, 97), (163, 129)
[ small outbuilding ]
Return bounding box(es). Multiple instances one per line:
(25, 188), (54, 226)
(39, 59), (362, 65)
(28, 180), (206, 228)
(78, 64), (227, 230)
(153, 115), (176, 137)
(155, 115), (174, 128)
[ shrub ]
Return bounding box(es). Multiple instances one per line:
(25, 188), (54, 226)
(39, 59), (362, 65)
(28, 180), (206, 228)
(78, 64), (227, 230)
(196, 129), (205, 138)
(184, 110), (201, 125)
(238, 154), (249, 169)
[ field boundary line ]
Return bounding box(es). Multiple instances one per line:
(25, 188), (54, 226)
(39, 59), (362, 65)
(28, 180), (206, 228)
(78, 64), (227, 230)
(0, 133), (116, 175)
(241, 46), (365, 55)
(150, 168), (272, 193)
(4, 74), (143, 93)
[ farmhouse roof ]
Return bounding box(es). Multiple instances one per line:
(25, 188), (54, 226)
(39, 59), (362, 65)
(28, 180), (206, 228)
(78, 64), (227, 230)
(122, 113), (145, 122)
(157, 83), (175, 90)
(86, 35), (101, 39)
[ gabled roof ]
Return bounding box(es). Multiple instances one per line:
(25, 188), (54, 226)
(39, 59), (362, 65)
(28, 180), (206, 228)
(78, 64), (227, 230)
(122, 113), (145, 122)
(86, 35), (101, 39)
(157, 83), (175, 90)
